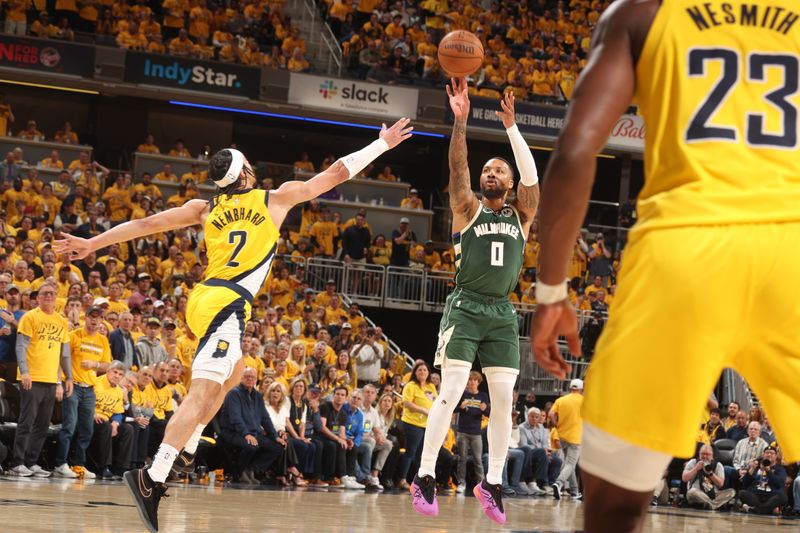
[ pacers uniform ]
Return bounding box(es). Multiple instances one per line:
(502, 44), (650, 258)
(435, 204), (525, 371)
(583, 0), (800, 461)
(188, 189), (278, 383)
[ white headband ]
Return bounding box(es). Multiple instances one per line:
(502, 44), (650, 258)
(215, 148), (245, 187)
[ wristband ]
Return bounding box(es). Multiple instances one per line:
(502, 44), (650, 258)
(339, 138), (390, 179)
(535, 281), (568, 305)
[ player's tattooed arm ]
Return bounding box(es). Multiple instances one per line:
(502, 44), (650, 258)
(449, 119), (476, 217)
(514, 182), (540, 229)
(447, 78), (478, 220)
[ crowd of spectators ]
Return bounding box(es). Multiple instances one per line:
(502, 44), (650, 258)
(324, 0), (605, 100)
(646, 401), (799, 517)
(1, 0), (312, 72)
(0, 126), (586, 497)
(3, 0), (610, 100)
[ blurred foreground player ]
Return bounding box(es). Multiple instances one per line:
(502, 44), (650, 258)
(532, 1), (800, 532)
(56, 118), (413, 532)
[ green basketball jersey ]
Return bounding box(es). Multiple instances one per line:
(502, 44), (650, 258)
(453, 204), (525, 298)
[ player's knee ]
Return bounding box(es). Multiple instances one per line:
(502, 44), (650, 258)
(582, 422), (672, 493)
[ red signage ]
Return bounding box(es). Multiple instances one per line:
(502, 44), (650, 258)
(0, 35), (95, 77)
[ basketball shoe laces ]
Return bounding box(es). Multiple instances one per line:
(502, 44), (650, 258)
(483, 483), (503, 513)
(413, 478), (435, 503)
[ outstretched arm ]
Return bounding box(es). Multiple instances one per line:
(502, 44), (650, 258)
(54, 199), (208, 260)
(496, 92), (540, 236)
(268, 118), (413, 227)
(447, 78), (479, 229)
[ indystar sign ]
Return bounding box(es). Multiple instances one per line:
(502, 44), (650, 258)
(289, 73), (418, 119)
(125, 52), (260, 98)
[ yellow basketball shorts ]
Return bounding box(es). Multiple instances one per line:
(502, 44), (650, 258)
(583, 222), (800, 461)
(186, 282), (251, 384)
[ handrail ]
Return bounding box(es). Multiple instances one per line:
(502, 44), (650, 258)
(272, 253), (607, 382)
(318, 17), (343, 76)
(295, 0), (342, 76)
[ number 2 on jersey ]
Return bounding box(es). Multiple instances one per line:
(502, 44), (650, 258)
(490, 241), (504, 266)
(227, 230), (247, 267)
(686, 48), (798, 148)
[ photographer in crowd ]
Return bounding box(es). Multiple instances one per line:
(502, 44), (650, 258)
(351, 327), (384, 388)
(681, 444), (735, 510)
(737, 444), (788, 514)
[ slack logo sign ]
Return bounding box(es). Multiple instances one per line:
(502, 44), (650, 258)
(340, 83), (389, 104)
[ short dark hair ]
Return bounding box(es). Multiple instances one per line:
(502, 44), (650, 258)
(487, 156), (515, 179)
(728, 401), (740, 409)
(208, 149), (241, 195)
(709, 408), (721, 416)
(333, 385), (349, 396)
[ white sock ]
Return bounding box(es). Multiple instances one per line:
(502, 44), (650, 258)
(418, 365), (470, 479)
(148, 443), (179, 483)
(485, 370), (517, 486)
(184, 424), (207, 455)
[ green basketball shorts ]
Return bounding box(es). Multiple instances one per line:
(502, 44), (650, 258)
(434, 287), (520, 372)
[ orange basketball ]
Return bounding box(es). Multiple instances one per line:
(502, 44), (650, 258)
(437, 31), (484, 78)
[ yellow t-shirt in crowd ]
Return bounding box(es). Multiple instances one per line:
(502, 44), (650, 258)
(243, 354), (266, 381)
(401, 381), (437, 428)
(94, 374), (124, 420)
(70, 327), (112, 386)
(145, 381), (175, 420)
(551, 391), (583, 444)
(176, 335), (198, 384)
(17, 308), (69, 384)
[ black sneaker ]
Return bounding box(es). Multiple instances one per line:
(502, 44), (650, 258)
(410, 474), (439, 516)
(100, 467), (115, 480)
(124, 468), (169, 533)
(474, 480), (506, 524)
(171, 450), (196, 474)
(551, 482), (562, 500)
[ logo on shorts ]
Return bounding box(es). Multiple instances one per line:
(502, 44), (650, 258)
(212, 340), (229, 359)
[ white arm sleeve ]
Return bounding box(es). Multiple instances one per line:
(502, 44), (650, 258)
(339, 138), (390, 179)
(506, 124), (538, 186)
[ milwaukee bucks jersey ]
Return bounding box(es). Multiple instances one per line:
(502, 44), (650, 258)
(204, 189), (279, 297)
(453, 204), (525, 298)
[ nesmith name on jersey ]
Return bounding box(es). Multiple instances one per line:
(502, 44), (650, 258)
(210, 208), (267, 230)
(686, 3), (799, 34)
(473, 222), (520, 240)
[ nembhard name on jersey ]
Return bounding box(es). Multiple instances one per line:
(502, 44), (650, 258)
(210, 208), (267, 230)
(473, 221), (521, 240)
(686, 3), (799, 34)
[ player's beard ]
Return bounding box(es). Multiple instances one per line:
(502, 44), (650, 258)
(481, 186), (506, 200)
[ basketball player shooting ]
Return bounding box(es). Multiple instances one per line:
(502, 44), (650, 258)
(532, 0), (800, 532)
(55, 118), (413, 532)
(410, 79), (539, 524)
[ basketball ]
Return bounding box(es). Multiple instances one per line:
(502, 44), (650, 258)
(437, 31), (484, 78)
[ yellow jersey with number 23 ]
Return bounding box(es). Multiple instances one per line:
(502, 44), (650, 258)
(634, 0), (800, 234)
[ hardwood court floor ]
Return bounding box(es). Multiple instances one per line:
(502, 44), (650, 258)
(0, 477), (796, 532)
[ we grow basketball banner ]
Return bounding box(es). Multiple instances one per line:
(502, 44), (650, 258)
(446, 96), (644, 153)
(288, 73), (419, 119)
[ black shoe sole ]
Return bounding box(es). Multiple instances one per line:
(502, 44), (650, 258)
(171, 456), (195, 474)
(123, 470), (158, 533)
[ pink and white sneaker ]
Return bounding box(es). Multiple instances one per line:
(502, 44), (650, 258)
(473, 480), (506, 525)
(410, 475), (439, 516)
